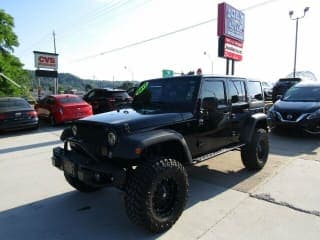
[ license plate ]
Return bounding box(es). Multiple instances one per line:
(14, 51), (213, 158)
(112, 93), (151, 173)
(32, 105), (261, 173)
(63, 160), (75, 176)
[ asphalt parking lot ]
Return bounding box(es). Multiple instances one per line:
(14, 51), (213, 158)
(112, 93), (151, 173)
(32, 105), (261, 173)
(0, 123), (320, 240)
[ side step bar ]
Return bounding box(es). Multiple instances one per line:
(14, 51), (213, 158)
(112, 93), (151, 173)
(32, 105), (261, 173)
(192, 143), (245, 164)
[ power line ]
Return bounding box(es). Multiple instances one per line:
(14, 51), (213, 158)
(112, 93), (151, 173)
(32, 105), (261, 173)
(72, 0), (281, 63)
(57, 0), (132, 40)
(17, 0), (130, 54)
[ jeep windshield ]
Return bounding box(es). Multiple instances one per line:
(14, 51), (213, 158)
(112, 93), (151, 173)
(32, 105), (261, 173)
(132, 76), (200, 113)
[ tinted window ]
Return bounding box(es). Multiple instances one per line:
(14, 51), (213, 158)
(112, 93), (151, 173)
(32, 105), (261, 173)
(58, 96), (84, 104)
(111, 91), (129, 99)
(46, 97), (55, 105)
(247, 81), (263, 101)
(229, 80), (246, 102)
(86, 90), (95, 99)
(201, 80), (226, 106)
(95, 90), (106, 99)
(0, 99), (29, 109)
(283, 86), (320, 101)
(133, 77), (200, 112)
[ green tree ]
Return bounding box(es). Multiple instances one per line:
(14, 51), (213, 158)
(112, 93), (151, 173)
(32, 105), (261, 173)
(0, 9), (29, 97)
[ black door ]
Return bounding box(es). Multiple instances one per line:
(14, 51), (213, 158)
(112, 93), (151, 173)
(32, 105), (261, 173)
(228, 79), (250, 143)
(197, 78), (232, 154)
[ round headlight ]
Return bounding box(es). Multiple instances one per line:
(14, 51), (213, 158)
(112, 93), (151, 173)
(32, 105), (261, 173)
(71, 125), (77, 136)
(107, 132), (117, 146)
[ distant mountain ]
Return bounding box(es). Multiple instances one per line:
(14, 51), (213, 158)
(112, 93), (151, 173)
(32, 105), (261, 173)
(286, 71), (317, 81)
(27, 70), (138, 92)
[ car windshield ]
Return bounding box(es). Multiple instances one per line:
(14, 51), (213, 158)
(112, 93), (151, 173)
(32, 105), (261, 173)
(282, 86), (320, 102)
(58, 96), (84, 104)
(0, 99), (30, 109)
(133, 77), (200, 113)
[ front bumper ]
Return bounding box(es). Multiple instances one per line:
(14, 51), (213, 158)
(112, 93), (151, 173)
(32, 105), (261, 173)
(52, 146), (126, 188)
(268, 113), (320, 134)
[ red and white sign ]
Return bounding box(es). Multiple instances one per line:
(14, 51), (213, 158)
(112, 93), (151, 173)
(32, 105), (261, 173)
(219, 36), (243, 61)
(34, 51), (58, 70)
(223, 37), (243, 61)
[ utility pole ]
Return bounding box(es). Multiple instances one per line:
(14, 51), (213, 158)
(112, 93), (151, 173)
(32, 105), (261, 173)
(203, 51), (213, 74)
(53, 30), (58, 94)
(289, 7), (309, 78)
(53, 31), (57, 54)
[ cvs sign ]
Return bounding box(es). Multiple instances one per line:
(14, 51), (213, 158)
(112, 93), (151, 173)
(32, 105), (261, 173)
(34, 51), (58, 70)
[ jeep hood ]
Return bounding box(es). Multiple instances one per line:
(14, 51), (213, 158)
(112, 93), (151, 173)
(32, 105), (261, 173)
(78, 108), (186, 131)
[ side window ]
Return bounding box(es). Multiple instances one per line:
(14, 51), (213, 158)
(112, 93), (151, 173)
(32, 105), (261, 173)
(86, 90), (95, 100)
(95, 90), (107, 99)
(47, 97), (55, 105)
(201, 80), (227, 107)
(39, 97), (47, 105)
(229, 80), (246, 102)
(247, 81), (263, 101)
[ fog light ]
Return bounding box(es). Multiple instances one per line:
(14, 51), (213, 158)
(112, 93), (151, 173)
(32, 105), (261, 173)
(94, 173), (101, 181)
(101, 146), (108, 156)
(107, 132), (117, 146)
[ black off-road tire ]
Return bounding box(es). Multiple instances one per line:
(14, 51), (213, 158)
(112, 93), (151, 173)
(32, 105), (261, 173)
(241, 128), (269, 170)
(64, 173), (101, 193)
(125, 157), (188, 233)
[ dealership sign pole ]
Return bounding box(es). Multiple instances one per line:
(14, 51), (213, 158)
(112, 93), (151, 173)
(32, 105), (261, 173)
(34, 51), (59, 99)
(217, 2), (245, 75)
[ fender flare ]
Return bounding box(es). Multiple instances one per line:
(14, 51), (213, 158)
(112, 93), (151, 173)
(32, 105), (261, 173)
(240, 113), (268, 143)
(112, 129), (193, 164)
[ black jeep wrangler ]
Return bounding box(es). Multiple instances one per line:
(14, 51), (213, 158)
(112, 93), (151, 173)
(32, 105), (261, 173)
(52, 75), (268, 233)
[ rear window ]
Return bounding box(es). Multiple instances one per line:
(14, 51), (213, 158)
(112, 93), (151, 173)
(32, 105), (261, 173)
(58, 96), (84, 104)
(111, 91), (130, 99)
(0, 99), (30, 109)
(279, 78), (301, 83)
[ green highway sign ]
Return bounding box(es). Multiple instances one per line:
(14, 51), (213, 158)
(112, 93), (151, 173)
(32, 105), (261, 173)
(162, 69), (174, 78)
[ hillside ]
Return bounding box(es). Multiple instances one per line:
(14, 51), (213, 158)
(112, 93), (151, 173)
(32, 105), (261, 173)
(27, 70), (137, 92)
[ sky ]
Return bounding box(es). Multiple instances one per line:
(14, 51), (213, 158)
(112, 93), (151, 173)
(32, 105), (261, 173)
(1, 0), (319, 83)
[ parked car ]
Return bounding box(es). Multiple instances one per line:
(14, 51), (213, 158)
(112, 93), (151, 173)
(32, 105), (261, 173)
(83, 88), (132, 114)
(261, 81), (273, 101)
(52, 75), (269, 233)
(0, 97), (39, 131)
(35, 94), (92, 126)
(268, 81), (320, 134)
(272, 77), (302, 102)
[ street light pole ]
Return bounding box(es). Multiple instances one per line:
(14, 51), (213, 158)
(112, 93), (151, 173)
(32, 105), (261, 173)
(203, 51), (213, 74)
(124, 66), (134, 81)
(289, 7), (309, 78)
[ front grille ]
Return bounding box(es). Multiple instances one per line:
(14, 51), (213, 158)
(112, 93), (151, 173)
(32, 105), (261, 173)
(75, 123), (108, 159)
(77, 124), (106, 144)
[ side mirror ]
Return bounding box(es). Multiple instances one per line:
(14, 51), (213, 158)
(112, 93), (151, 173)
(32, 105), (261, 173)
(254, 93), (263, 101)
(231, 95), (239, 103)
(202, 97), (218, 111)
